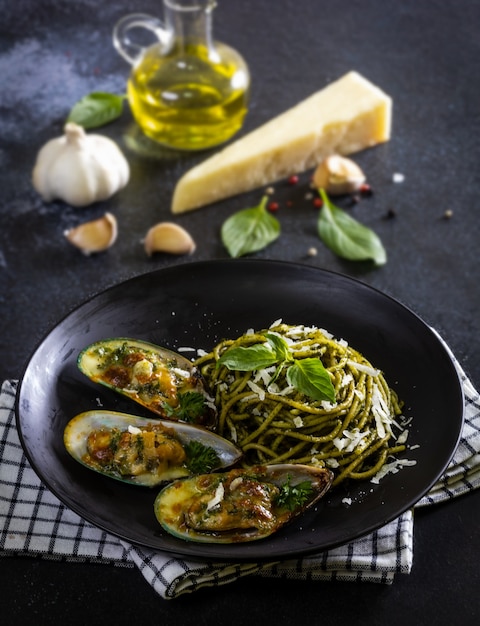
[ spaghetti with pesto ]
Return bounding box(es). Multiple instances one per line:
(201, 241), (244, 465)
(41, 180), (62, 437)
(194, 321), (408, 486)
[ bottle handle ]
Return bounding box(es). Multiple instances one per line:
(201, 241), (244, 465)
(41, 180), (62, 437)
(113, 13), (172, 65)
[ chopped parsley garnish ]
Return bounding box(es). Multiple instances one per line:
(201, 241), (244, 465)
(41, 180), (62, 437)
(184, 441), (220, 474)
(164, 391), (206, 422)
(274, 475), (314, 511)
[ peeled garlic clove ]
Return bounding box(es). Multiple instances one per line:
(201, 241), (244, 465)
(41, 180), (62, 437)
(312, 155), (366, 195)
(144, 222), (196, 256)
(64, 212), (118, 255)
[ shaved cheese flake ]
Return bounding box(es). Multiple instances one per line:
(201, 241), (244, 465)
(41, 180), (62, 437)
(326, 458), (340, 468)
(333, 428), (370, 453)
(320, 400), (337, 410)
(206, 482), (225, 510)
(396, 429), (409, 445)
(342, 373), (353, 387)
(293, 416), (304, 428)
(128, 425), (142, 435)
(229, 424), (238, 442)
(319, 327), (333, 340)
(371, 383), (393, 439)
(268, 383), (295, 396)
(229, 477), (243, 491)
(253, 366), (275, 386)
(240, 393), (257, 402)
(247, 380), (265, 401)
(205, 397), (217, 412)
(347, 360), (380, 376)
(371, 458), (417, 484)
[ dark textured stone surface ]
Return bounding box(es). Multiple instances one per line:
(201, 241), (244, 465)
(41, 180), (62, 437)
(1, 1), (479, 623)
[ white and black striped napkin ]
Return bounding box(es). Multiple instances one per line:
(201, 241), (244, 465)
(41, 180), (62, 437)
(1, 340), (479, 599)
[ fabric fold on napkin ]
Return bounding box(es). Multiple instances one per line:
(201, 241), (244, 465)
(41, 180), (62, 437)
(1, 337), (479, 599)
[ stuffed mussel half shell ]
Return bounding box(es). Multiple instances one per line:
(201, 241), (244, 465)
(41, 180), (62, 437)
(154, 464), (333, 543)
(77, 338), (216, 428)
(64, 410), (242, 487)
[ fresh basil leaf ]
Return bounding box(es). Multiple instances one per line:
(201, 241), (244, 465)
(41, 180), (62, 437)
(317, 189), (387, 266)
(286, 358), (336, 402)
(221, 196), (280, 258)
(67, 92), (127, 129)
(265, 332), (292, 362)
(217, 344), (278, 371)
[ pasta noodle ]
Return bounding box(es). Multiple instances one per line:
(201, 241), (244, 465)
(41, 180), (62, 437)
(194, 321), (407, 486)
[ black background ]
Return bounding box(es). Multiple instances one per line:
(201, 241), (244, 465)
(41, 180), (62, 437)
(1, 1), (479, 624)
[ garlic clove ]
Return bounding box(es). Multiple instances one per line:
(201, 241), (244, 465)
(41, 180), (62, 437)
(64, 212), (118, 255)
(312, 155), (366, 195)
(144, 222), (196, 256)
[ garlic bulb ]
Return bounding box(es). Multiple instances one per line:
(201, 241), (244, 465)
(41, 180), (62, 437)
(144, 222), (196, 256)
(32, 123), (130, 207)
(64, 212), (118, 255)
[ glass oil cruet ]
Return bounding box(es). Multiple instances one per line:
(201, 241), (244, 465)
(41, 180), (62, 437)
(113, 0), (250, 151)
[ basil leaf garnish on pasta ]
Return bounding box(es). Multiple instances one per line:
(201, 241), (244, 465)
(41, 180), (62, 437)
(217, 344), (278, 370)
(286, 358), (335, 403)
(265, 333), (292, 362)
(216, 332), (334, 402)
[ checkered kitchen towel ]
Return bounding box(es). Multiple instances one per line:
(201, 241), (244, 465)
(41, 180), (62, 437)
(1, 342), (479, 599)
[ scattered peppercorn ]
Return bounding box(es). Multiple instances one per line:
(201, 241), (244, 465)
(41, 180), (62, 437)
(383, 208), (397, 219)
(265, 186), (275, 195)
(349, 194), (360, 206)
(288, 175), (299, 185)
(268, 201), (280, 212)
(443, 209), (453, 219)
(312, 198), (323, 208)
(307, 246), (318, 257)
(360, 183), (373, 197)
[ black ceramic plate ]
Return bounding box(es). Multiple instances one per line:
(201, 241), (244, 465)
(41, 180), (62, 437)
(16, 260), (464, 561)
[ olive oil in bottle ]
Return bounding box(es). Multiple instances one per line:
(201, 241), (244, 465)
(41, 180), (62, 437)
(127, 42), (249, 150)
(114, 1), (250, 151)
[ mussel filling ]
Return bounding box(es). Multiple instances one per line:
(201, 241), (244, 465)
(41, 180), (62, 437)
(178, 469), (307, 535)
(84, 424), (218, 479)
(88, 343), (204, 418)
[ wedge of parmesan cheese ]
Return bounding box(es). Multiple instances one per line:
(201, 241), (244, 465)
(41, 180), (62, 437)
(171, 71), (392, 213)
